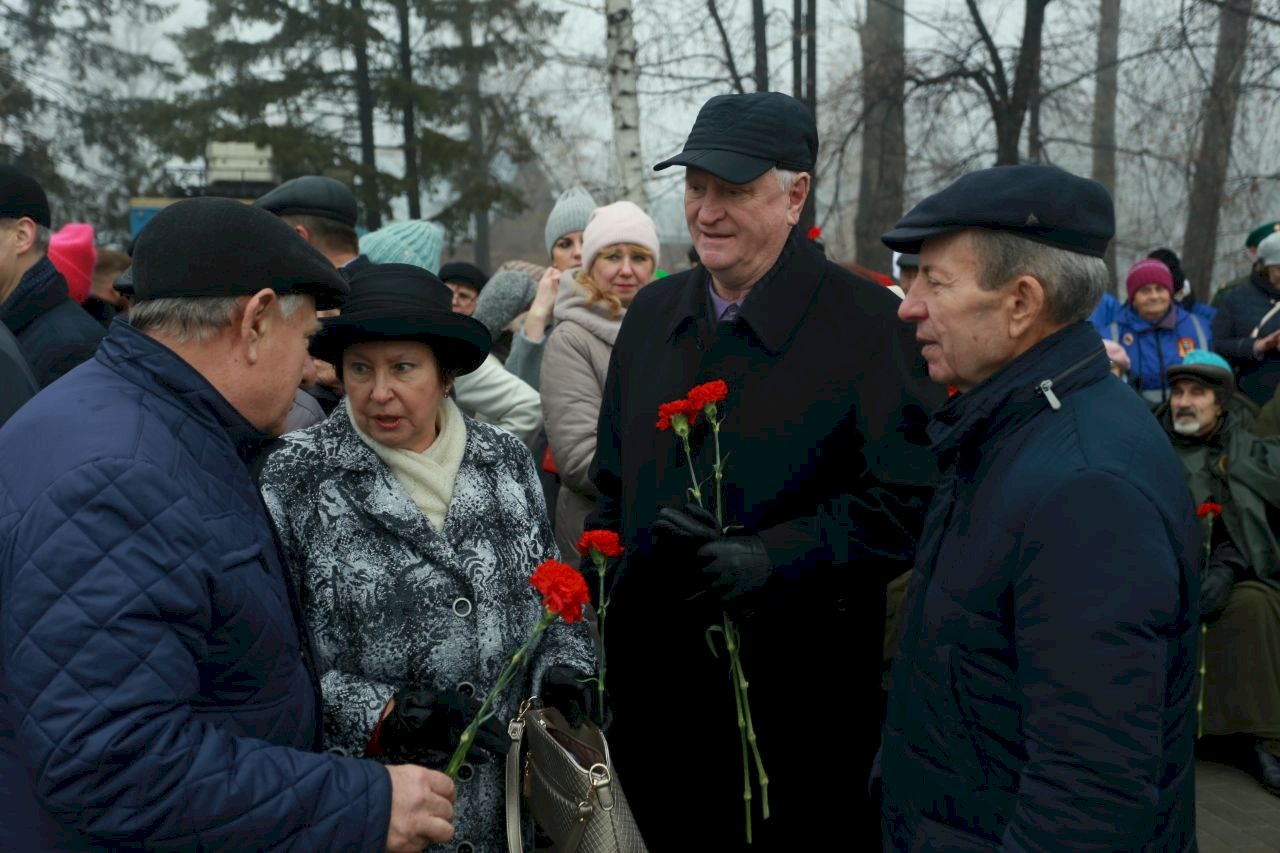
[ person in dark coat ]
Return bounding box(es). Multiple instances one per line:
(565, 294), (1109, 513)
(0, 165), (104, 386)
(1212, 230), (1280, 405)
(878, 164), (1200, 851)
(0, 198), (457, 851)
(593, 91), (942, 849)
(0, 321), (36, 425)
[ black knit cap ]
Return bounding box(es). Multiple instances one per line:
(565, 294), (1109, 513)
(439, 261), (489, 290)
(310, 263), (491, 376)
(0, 164), (51, 228)
(882, 164), (1114, 258)
(130, 197), (349, 310)
(654, 92), (818, 185)
(253, 175), (358, 228)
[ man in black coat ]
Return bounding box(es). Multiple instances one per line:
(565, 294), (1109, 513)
(592, 91), (941, 849)
(878, 165), (1199, 850)
(0, 165), (104, 386)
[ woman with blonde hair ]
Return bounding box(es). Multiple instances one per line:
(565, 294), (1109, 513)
(540, 201), (660, 558)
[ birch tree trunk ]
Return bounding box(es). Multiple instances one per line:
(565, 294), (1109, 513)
(1090, 0), (1121, 280)
(1182, 0), (1255, 302)
(855, 0), (906, 272)
(606, 0), (644, 207)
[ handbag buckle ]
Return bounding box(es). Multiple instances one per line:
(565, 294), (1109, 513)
(589, 762), (616, 812)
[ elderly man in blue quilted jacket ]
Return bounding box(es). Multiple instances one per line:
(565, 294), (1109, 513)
(0, 198), (456, 851)
(878, 165), (1200, 851)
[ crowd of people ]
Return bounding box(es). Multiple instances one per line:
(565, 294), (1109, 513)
(0, 87), (1278, 851)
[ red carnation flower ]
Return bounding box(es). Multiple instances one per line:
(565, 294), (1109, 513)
(530, 560), (591, 624)
(807, 225), (822, 241)
(577, 529), (624, 559)
(1196, 502), (1223, 519)
(687, 379), (729, 412)
(657, 398), (700, 431)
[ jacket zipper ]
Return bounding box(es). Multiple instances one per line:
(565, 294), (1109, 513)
(1035, 350), (1106, 412)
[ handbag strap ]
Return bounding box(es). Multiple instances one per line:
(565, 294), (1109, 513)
(506, 714), (526, 853)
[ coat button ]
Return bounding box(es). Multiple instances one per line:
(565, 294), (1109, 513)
(457, 843), (474, 853)
(457, 763), (474, 781)
(452, 597), (473, 618)
(457, 681), (475, 698)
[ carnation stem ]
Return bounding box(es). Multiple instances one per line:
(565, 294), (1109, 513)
(724, 612), (752, 844)
(710, 415), (725, 531)
(444, 609), (555, 777)
(594, 553), (608, 728)
(1197, 520), (1212, 740)
(730, 616), (770, 820)
(680, 434), (703, 507)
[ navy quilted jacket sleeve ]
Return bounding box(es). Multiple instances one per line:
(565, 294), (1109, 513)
(1, 456), (391, 850)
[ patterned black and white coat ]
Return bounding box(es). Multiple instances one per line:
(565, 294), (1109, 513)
(260, 405), (595, 853)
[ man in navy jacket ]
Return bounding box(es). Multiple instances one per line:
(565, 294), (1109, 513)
(0, 198), (455, 851)
(878, 165), (1200, 851)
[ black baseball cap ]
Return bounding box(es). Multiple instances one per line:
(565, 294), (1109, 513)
(254, 175), (358, 228)
(0, 164), (51, 228)
(881, 164), (1114, 258)
(654, 92), (818, 185)
(131, 197), (349, 310)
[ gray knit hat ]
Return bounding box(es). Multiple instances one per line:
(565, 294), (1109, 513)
(473, 269), (539, 339)
(544, 186), (597, 256)
(360, 219), (445, 273)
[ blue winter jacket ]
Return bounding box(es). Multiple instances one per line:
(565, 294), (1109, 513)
(880, 322), (1200, 852)
(0, 322), (391, 850)
(1097, 303), (1211, 402)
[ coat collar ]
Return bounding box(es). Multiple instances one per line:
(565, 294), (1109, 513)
(96, 320), (277, 469)
(1, 257), (67, 336)
(928, 322), (1110, 471)
(663, 228), (823, 354)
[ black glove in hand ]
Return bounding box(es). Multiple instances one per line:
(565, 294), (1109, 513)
(697, 534), (772, 601)
(541, 665), (604, 730)
(652, 502), (720, 557)
(373, 687), (509, 767)
(1201, 540), (1244, 622)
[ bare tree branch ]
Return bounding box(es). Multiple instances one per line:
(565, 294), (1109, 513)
(706, 0), (746, 94)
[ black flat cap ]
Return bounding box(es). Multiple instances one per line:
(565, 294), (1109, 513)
(311, 264), (490, 375)
(131, 197), (349, 310)
(439, 261), (488, 290)
(254, 175), (358, 228)
(654, 92), (818, 185)
(113, 265), (134, 295)
(0, 164), (51, 227)
(882, 164), (1114, 258)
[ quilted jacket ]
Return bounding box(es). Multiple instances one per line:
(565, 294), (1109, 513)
(0, 321), (391, 851)
(259, 402), (595, 853)
(879, 322), (1200, 851)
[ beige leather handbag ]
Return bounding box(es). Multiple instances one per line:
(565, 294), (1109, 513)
(505, 700), (648, 853)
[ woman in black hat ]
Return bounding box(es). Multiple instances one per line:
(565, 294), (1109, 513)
(258, 264), (595, 851)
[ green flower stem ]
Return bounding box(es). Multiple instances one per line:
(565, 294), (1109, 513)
(724, 612), (752, 844)
(1197, 517), (1213, 740)
(593, 551), (609, 728)
(444, 609), (556, 777)
(679, 432), (703, 507)
(729, 616), (770, 820)
(709, 410), (725, 531)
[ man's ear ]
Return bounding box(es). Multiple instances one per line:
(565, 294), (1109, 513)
(785, 173), (811, 226)
(1006, 274), (1049, 339)
(238, 288), (279, 364)
(12, 217), (38, 254)
(292, 223), (311, 243)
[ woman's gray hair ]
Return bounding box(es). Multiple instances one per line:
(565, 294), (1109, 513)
(969, 229), (1110, 325)
(130, 293), (309, 344)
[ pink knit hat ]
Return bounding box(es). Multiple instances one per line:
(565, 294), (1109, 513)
(1125, 258), (1173, 302)
(48, 223), (98, 304)
(581, 201), (660, 273)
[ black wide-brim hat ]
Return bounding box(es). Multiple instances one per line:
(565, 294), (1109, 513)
(310, 263), (491, 375)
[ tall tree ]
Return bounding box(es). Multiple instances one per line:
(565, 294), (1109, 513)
(752, 0), (769, 91)
(799, 0), (817, 232)
(392, 0), (421, 218)
(605, 0), (644, 206)
(1182, 0), (1256, 301)
(1090, 0), (1122, 278)
(855, 0), (907, 272)
(351, 0), (381, 229)
(792, 0), (803, 98)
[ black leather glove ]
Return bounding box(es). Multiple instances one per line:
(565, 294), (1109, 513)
(652, 502), (720, 556)
(697, 534), (772, 600)
(370, 687), (509, 766)
(1201, 540), (1244, 622)
(541, 664), (607, 730)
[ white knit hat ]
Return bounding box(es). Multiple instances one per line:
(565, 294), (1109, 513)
(544, 186), (597, 256)
(581, 201), (660, 273)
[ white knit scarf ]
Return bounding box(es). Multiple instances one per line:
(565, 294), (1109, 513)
(346, 394), (467, 530)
